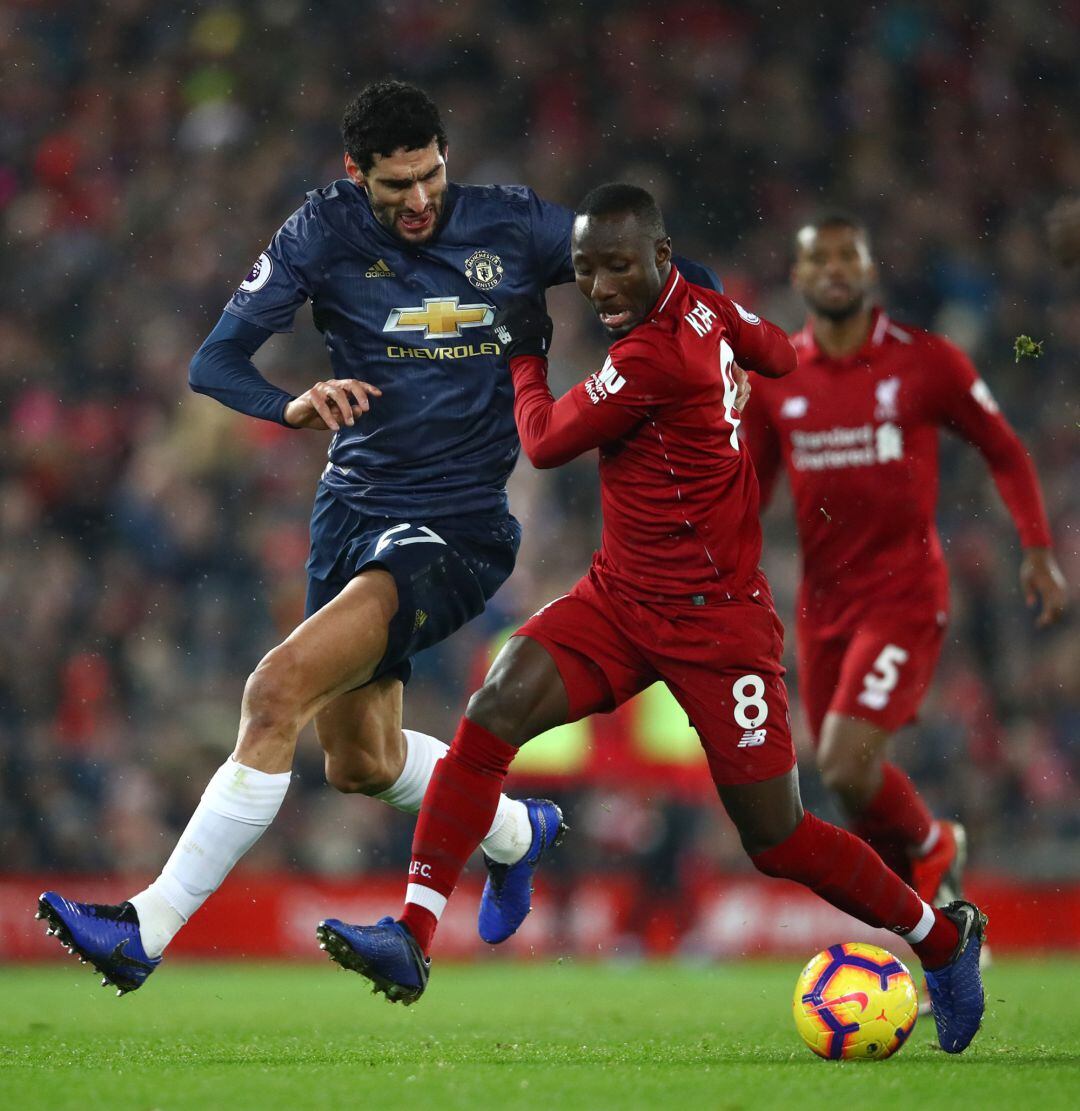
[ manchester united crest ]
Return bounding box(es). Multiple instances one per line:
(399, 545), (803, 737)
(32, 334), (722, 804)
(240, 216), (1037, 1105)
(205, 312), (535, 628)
(464, 248), (504, 291)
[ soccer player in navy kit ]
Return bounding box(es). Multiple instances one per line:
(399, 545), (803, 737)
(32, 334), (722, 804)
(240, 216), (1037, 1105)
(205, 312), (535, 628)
(37, 82), (723, 994)
(321, 185), (988, 1055)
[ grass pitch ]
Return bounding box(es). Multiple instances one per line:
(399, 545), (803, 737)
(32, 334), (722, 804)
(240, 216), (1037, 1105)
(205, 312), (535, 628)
(1, 958), (1077, 1110)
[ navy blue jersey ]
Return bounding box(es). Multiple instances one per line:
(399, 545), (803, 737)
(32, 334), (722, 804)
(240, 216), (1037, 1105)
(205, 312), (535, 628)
(205, 178), (721, 520)
(224, 180), (572, 519)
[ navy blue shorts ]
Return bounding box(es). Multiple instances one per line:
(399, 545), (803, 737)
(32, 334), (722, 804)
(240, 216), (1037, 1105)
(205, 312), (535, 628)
(305, 484), (521, 686)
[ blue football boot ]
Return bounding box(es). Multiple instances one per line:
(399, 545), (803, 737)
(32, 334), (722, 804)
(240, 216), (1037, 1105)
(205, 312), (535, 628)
(478, 798), (566, 945)
(36, 892), (161, 996)
(316, 916), (430, 1005)
(924, 900), (988, 1053)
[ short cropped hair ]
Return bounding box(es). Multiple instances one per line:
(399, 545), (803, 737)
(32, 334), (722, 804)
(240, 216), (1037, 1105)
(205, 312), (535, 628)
(576, 183), (667, 240)
(795, 211), (872, 252)
(340, 80), (448, 173)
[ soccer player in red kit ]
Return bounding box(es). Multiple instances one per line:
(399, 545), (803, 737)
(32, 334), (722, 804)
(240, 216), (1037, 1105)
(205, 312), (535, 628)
(317, 185), (988, 1053)
(740, 215), (1068, 907)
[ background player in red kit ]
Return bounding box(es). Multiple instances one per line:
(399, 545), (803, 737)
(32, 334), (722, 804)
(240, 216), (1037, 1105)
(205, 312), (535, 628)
(740, 215), (1068, 906)
(317, 185), (988, 1054)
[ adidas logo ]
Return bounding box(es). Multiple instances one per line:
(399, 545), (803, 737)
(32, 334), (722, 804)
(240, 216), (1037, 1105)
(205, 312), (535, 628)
(365, 259), (394, 278)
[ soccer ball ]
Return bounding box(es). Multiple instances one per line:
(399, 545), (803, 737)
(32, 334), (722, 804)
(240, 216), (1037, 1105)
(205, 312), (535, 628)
(792, 942), (919, 1060)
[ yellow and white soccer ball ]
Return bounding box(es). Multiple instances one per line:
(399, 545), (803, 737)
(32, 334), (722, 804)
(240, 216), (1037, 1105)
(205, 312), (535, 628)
(793, 942), (919, 1060)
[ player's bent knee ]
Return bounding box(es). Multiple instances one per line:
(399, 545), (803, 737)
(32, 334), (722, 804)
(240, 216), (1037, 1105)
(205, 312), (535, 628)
(241, 645), (307, 735)
(464, 681), (521, 744)
(738, 811), (803, 859)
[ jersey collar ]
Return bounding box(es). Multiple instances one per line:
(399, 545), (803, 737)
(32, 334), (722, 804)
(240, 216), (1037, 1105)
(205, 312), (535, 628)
(644, 265), (683, 324)
(797, 305), (887, 365)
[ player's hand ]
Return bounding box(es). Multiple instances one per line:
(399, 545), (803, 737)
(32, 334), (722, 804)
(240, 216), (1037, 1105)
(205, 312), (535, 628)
(1046, 196), (1080, 267)
(283, 378), (382, 431)
(1020, 547), (1068, 628)
(733, 365), (751, 413)
(493, 299), (553, 361)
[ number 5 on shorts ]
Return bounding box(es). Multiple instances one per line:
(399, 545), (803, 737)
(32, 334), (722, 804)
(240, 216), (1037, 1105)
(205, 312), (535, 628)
(857, 644), (910, 711)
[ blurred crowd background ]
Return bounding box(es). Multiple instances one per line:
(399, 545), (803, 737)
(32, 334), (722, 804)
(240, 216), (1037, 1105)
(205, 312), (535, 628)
(2, 0), (1077, 897)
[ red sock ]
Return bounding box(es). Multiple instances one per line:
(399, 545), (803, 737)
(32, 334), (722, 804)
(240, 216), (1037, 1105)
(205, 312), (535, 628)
(852, 762), (934, 856)
(399, 717), (517, 955)
(751, 812), (959, 968)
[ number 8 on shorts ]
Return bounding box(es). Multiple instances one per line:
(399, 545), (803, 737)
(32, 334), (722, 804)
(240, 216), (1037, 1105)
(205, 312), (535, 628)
(733, 674), (769, 729)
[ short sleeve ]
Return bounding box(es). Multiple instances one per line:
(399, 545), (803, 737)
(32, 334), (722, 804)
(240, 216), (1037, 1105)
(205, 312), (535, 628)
(528, 190), (575, 287)
(225, 202), (322, 333)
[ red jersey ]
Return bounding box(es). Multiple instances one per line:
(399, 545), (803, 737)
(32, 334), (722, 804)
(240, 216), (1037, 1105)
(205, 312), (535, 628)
(741, 308), (1052, 632)
(510, 267), (797, 599)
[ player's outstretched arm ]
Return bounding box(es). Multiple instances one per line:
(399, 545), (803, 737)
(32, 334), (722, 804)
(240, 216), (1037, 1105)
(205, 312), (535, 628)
(1019, 547), (1068, 628)
(934, 340), (1067, 626)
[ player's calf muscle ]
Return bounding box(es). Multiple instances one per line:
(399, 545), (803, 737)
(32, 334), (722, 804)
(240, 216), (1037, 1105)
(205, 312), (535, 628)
(320, 718), (404, 795)
(323, 745), (398, 794)
(817, 715), (887, 806)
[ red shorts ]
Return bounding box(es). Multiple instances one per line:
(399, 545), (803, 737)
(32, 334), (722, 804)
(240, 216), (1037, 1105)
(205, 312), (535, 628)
(515, 568), (795, 787)
(797, 608), (946, 742)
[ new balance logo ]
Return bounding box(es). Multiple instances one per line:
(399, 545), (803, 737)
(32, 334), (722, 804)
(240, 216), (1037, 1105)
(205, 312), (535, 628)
(737, 729), (768, 748)
(365, 259), (394, 278)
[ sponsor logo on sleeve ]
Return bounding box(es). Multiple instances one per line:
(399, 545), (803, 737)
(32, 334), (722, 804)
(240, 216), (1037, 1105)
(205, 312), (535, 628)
(239, 252), (273, 292)
(585, 356), (627, 404)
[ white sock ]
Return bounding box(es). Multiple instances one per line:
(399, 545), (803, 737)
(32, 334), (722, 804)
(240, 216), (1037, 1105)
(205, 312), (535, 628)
(373, 729), (448, 812)
(374, 728), (534, 864)
(128, 756), (291, 958)
(914, 820), (941, 858)
(482, 794), (535, 864)
(900, 899), (936, 944)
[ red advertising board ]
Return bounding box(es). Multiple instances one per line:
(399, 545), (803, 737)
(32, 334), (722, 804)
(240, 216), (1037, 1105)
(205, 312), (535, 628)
(5, 872), (1079, 963)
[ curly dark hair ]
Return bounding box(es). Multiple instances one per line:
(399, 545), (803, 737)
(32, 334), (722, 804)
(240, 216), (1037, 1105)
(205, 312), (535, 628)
(340, 80), (448, 173)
